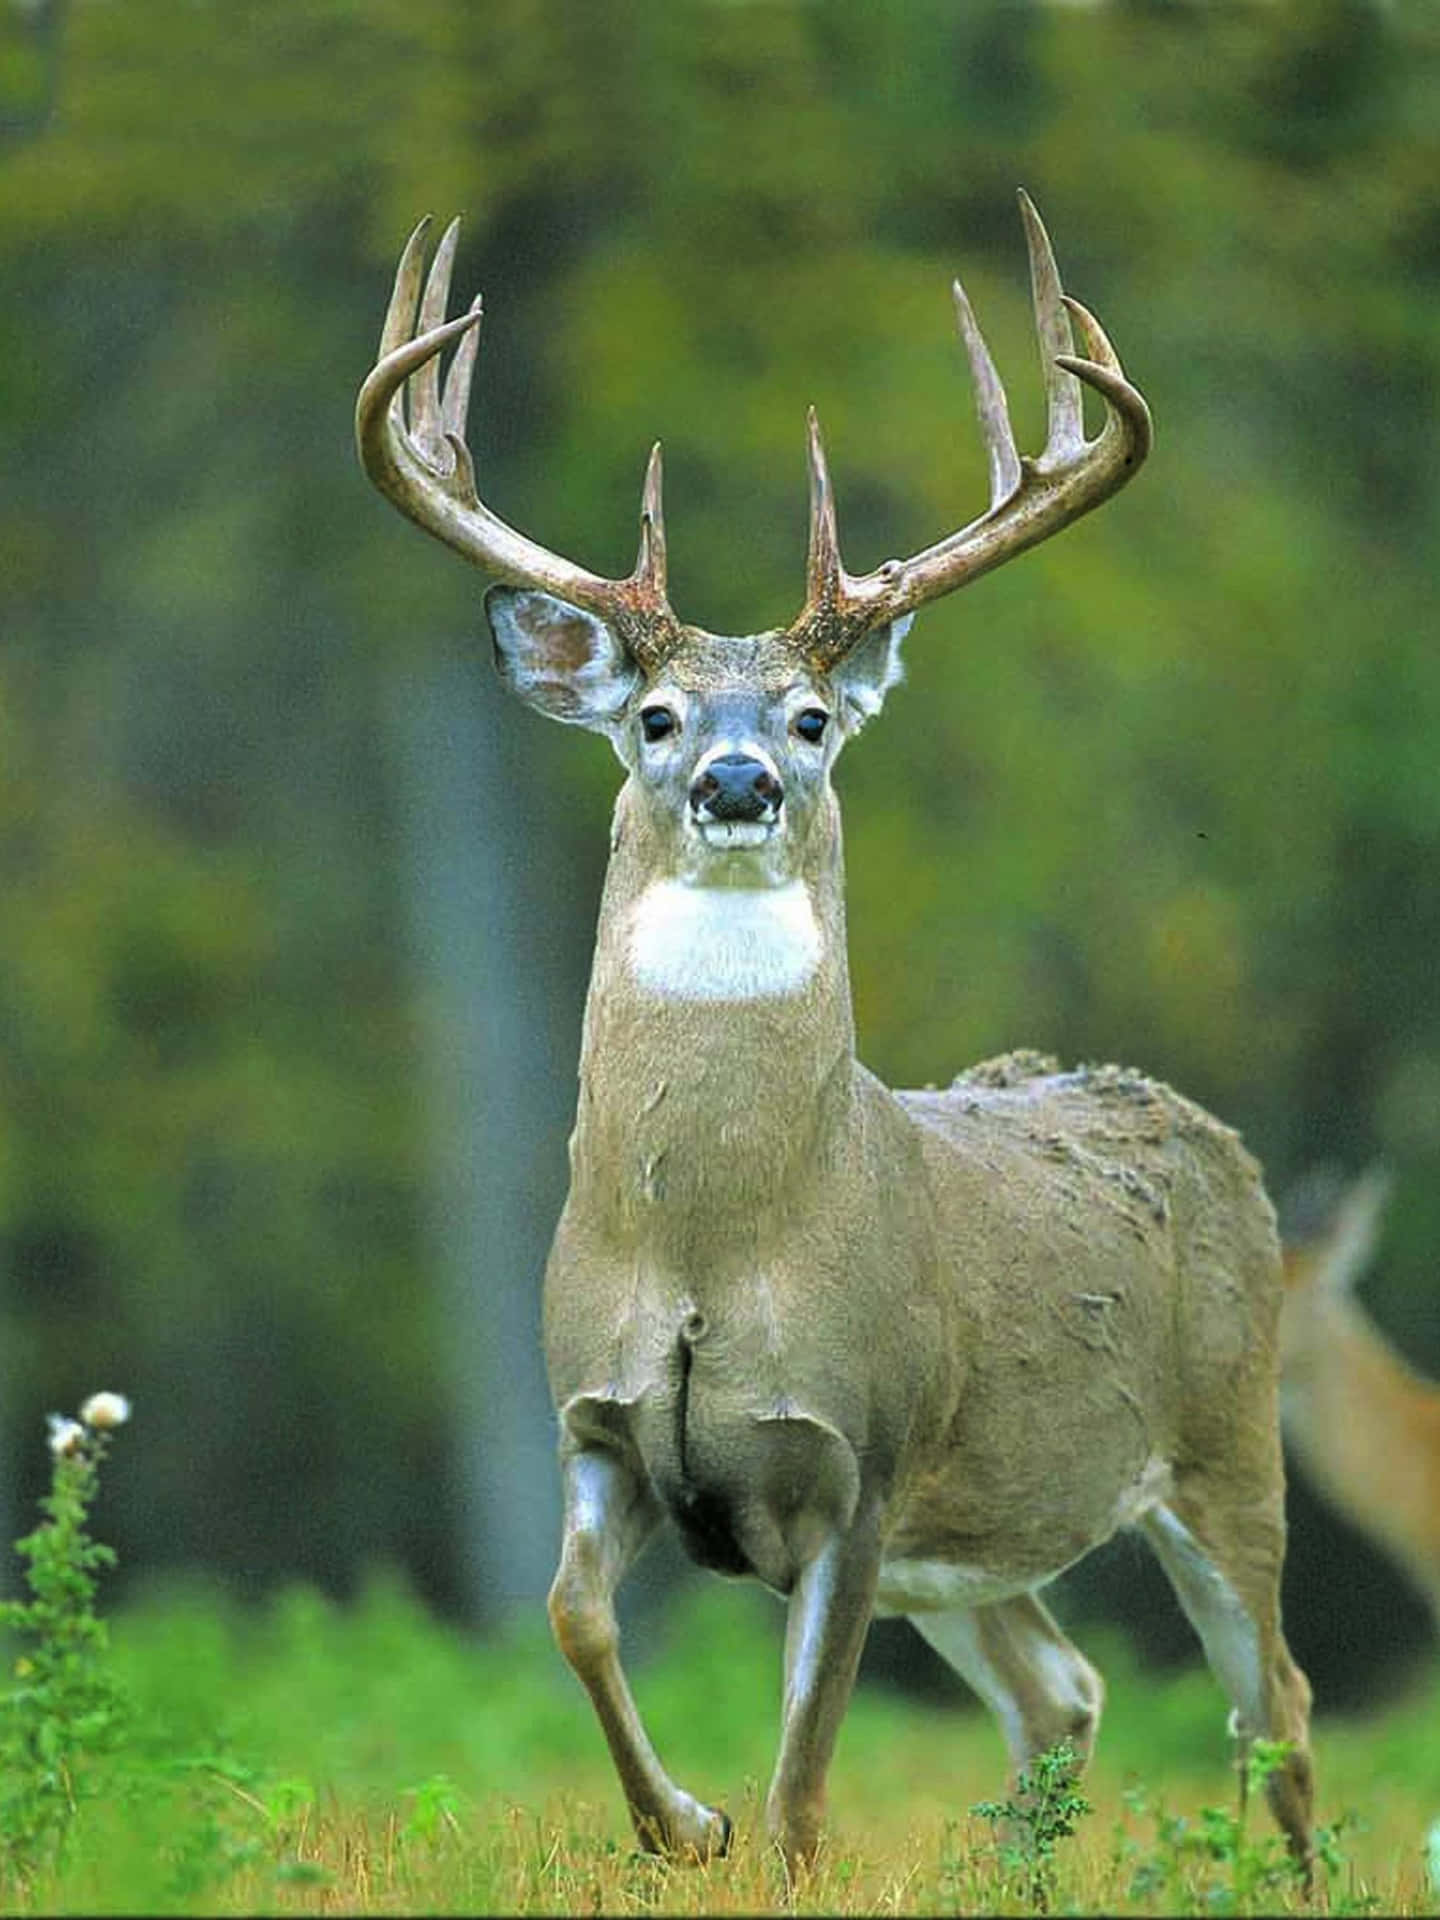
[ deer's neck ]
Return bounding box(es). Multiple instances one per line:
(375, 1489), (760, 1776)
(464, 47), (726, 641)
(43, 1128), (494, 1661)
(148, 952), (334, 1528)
(569, 786), (859, 1241)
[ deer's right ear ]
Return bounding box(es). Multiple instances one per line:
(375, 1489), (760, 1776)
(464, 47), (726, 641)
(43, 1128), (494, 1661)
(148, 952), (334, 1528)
(486, 587), (639, 731)
(832, 614), (912, 730)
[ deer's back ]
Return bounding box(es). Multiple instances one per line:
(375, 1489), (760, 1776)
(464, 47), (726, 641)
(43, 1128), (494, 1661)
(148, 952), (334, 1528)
(901, 1047), (1277, 1304)
(881, 1050), (1283, 1579)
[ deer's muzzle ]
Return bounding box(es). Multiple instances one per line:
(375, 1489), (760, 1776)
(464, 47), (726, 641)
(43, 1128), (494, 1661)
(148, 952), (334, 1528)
(689, 752), (784, 829)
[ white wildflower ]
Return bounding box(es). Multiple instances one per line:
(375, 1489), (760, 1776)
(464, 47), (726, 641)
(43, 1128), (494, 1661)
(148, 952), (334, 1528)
(79, 1391), (131, 1431)
(46, 1414), (85, 1458)
(1426, 1817), (1440, 1891)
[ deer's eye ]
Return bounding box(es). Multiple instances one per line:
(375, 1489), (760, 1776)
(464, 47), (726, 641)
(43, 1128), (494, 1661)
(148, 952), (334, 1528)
(793, 708), (829, 744)
(640, 705), (678, 743)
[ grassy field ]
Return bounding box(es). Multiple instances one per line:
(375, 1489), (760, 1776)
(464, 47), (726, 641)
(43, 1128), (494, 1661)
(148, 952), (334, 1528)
(1, 1564), (1436, 1916)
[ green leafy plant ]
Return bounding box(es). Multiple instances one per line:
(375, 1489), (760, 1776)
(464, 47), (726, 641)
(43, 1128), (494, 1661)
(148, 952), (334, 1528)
(400, 1772), (463, 1845)
(971, 1737), (1092, 1912)
(1116, 1740), (1330, 1915)
(0, 1393), (132, 1881)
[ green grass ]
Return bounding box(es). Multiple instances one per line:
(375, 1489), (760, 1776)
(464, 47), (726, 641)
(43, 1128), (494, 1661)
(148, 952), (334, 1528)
(0, 1426), (1433, 1914)
(1, 1567), (1436, 1914)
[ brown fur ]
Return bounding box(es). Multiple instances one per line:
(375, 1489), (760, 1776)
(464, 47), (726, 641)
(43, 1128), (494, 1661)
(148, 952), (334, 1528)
(1282, 1170), (1440, 1621)
(544, 766), (1312, 1872)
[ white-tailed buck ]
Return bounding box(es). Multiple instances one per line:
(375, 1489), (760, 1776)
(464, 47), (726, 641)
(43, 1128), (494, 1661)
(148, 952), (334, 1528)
(357, 193), (1313, 1874)
(1281, 1166), (1440, 1623)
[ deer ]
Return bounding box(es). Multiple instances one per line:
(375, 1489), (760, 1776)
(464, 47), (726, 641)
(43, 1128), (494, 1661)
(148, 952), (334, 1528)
(1281, 1165), (1440, 1624)
(355, 191), (1314, 1877)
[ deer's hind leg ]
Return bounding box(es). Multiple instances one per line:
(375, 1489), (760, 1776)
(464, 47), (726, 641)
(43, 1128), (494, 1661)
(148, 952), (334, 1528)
(548, 1447), (731, 1860)
(909, 1591), (1105, 1775)
(1138, 1479), (1313, 1874)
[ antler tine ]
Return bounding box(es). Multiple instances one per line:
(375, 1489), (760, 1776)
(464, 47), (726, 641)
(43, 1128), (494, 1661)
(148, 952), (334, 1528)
(805, 407), (845, 610)
(1017, 187), (1085, 466)
(409, 217), (461, 457)
(635, 440), (667, 598)
(356, 221), (683, 672)
(378, 217), (431, 365)
(786, 190), (1152, 670)
(1061, 293), (1119, 374)
(951, 276), (1021, 512)
(1057, 294), (1154, 455)
(440, 295), (481, 446)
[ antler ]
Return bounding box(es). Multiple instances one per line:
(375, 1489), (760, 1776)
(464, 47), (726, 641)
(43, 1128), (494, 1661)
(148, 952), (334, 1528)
(355, 217), (682, 673)
(788, 190), (1153, 669)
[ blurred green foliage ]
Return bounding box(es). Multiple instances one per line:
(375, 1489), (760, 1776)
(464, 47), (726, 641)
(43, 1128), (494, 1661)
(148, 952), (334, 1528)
(1, 0), (1438, 1680)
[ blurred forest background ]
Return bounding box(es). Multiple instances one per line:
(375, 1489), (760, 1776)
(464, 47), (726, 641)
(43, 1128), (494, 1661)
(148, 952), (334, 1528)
(1, 0), (1438, 1715)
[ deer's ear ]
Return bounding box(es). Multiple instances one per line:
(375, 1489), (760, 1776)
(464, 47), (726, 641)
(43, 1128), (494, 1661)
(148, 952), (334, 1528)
(832, 614), (912, 730)
(486, 587), (639, 730)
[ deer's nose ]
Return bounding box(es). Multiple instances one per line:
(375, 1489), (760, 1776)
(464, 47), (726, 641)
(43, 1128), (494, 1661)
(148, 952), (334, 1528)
(689, 753), (784, 823)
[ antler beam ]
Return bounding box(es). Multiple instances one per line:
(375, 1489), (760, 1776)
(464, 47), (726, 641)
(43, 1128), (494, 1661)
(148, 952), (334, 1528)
(354, 217), (681, 672)
(788, 189), (1153, 669)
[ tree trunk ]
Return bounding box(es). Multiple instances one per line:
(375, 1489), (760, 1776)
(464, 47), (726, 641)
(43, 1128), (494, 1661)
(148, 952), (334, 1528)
(386, 660), (585, 1619)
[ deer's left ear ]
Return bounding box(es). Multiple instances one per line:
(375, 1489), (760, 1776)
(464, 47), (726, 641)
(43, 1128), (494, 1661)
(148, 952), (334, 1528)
(486, 586), (640, 731)
(832, 615), (912, 730)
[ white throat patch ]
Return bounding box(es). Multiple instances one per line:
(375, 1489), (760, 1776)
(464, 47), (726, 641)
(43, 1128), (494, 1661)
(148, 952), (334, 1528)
(627, 879), (823, 1002)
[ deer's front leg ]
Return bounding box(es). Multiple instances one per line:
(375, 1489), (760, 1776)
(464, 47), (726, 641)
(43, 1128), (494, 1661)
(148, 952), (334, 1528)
(549, 1448), (731, 1860)
(766, 1510), (882, 1872)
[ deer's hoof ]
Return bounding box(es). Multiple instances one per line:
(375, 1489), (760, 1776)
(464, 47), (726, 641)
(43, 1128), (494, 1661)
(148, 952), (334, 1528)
(677, 1801), (731, 1863)
(633, 1796), (731, 1864)
(769, 1801), (825, 1878)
